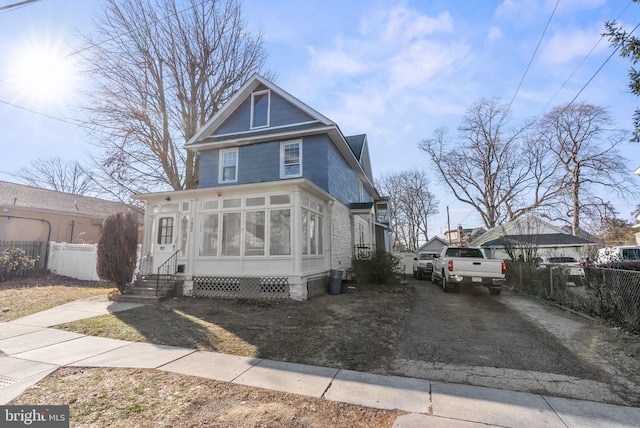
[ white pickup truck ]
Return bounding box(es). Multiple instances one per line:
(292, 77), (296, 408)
(431, 246), (506, 295)
(413, 251), (438, 280)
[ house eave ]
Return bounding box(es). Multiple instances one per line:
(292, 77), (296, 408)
(187, 124), (335, 152)
(133, 178), (333, 204)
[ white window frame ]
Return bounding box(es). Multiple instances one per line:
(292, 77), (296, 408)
(280, 140), (302, 178)
(251, 90), (270, 129)
(219, 148), (238, 183)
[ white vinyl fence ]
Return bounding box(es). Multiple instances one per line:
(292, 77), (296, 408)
(48, 242), (100, 281)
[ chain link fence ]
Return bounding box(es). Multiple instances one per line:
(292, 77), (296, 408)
(506, 262), (640, 334)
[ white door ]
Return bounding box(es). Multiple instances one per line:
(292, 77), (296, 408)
(152, 213), (178, 272)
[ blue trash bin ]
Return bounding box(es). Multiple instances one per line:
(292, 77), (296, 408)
(328, 269), (343, 295)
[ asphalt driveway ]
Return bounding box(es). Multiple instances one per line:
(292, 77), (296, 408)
(390, 278), (640, 406)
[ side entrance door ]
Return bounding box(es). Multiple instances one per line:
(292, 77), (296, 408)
(152, 213), (178, 272)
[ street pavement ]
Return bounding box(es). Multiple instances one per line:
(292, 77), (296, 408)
(1, 298), (639, 427)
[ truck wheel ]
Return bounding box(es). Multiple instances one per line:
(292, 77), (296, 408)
(442, 274), (449, 292)
(489, 287), (502, 296)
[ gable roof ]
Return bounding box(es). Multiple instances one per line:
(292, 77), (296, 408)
(481, 233), (593, 247)
(0, 181), (141, 219)
(470, 215), (594, 247)
(186, 74), (335, 149)
(185, 73), (380, 200)
(416, 236), (448, 253)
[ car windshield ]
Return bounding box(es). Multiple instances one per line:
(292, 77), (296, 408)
(622, 248), (640, 260)
(419, 253), (436, 260)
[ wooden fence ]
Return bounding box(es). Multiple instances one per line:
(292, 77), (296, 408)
(0, 240), (48, 279)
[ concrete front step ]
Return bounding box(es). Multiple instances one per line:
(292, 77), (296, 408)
(112, 278), (182, 304)
(112, 294), (167, 304)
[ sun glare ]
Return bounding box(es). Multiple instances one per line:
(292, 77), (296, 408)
(10, 39), (78, 105)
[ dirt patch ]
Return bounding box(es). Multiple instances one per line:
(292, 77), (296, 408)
(57, 283), (414, 374)
(10, 367), (404, 427)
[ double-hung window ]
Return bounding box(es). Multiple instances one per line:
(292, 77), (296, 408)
(251, 90), (270, 129)
(220, 149), (238, 183)
(280, 140), (301, 178)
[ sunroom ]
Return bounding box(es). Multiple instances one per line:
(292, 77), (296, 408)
(135, 179), (338, 300)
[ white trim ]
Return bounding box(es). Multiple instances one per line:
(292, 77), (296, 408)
(212, 120), (321, 139)
(219, 148), (238, 183)
(280, 139), (303, 179)
(250, 89), (270, 129)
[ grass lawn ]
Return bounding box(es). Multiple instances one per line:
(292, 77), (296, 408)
(0, 275), (117, 322)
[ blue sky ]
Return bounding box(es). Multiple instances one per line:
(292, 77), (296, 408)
(1, 0), (639, 237)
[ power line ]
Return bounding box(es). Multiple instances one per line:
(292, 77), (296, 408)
(508, 0), (560, 110)
(0, 0), (40, 12)
(0, 0), (208, 126)
(540, 0), (634, 115)
(0, 98), (81, 126)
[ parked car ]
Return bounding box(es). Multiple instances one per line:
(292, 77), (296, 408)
(413, 251), (438, 280)
(595, 246), (640, 265)
(534, 256), (585, 285)
(431, 246), (506, 295)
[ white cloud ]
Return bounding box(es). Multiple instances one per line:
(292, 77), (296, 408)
(487, 26), (503, 44)
(539, 25), (606, 66)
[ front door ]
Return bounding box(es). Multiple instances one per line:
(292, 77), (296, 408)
(152, 213), (178, 272)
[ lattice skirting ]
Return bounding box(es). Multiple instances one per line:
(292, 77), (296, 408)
(193, 276), (289, 299)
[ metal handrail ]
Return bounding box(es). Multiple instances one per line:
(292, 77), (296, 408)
(156, 250), (180, 297)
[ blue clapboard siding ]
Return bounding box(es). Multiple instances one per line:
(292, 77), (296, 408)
(198, 134), (370, 206)
(215, 89), (316, 135)
(199, 142), (279, 188)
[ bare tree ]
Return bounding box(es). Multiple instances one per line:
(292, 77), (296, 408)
(538, 103), (636, 236)
(79, 0), (271, 195)
(420, 98), (562, 229)
(15, 157), (98, 196)
(377, 169), (439, 251)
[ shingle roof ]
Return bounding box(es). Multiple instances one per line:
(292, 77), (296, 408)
(345, 134), (366, 161)
(0, 181), (141, 219)
(349, 202), (374, 210)
(481, 233), (593, 247)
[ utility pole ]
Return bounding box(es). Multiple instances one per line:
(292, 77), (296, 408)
(447, 206), (451, 244)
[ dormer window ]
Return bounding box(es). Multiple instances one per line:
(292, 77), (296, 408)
(251, 90), (270, 129)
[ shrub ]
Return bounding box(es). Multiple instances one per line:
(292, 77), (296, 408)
(97, 212), (138, 293)
(0, 248), (39, 281)
(352, 251), (400, 285)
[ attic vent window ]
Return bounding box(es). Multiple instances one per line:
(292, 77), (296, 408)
(251, 90), (270, 129)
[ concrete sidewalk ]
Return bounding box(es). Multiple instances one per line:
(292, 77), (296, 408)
(1, 300), (639, 427)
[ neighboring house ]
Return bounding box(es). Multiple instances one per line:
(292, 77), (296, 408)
(0, 180), (142, 244)
(133, 74), (393, 300)
(415, 236), (448, 254)
(470, 216), (594, 261)
(444, 226), (486, 246)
